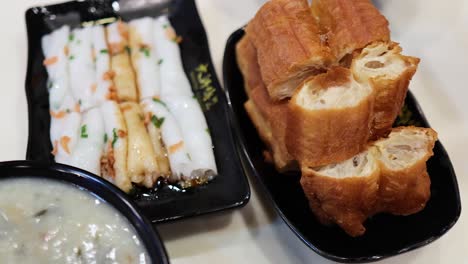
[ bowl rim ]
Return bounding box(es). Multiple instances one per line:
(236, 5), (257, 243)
(0, 160), (170, 264)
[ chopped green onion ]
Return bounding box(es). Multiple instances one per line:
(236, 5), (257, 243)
(69, 55), (75, 60)
(94, 232), (101, 242)
(69, 34), (74, 42)
(80, 125), (88, 138)
(151, 115), (165, 128)
(152, 97), (167, 107)
(100, 49), (108, 54)
(112, 128), (118, 147)
(47, 81), (53, 90)
(163, 24), (169, 29)
(78, 99), (82, 105)
(124, 46), (131, 54)
(140, 47), (150, 57)
(186, 153), (192, 160)
(66, 109), (71, 113)
(103, 133), (108, 143)
(33, 208), (48, 217)
(157, 59), (163, 65)
(76, 247), (82, 258)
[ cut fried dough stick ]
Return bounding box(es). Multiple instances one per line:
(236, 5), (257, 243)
(287, 67), (374, 167)
(237, 37), (294, 171)
(351, 42), (420, 138)
(235, 36), (263, 97)
(244, 99), (273, 149)
(249, 85), (294, 171)
(373, 126), (436, 215)
(311, 0), (390, 61)
(300, 126), (437, 236)
(301, 150), (380, 237)
(246, 0), (333, 100)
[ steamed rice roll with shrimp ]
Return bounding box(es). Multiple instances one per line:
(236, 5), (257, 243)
(91, 25), (113, 105)
(68, 27), (97, 111)
(107, 21), (138, 102)
(68, 108), (105, 175)
(141, 101), (171, 178)
(161, 96), (218, 185)
(121, 102), (161, 188)
(129, 17), (161, 99)
(50, 110), (81, 165)
(153, 16), (193, 97)
(141, 98), (192, 183)
(42, 25), (73, 111)
(100, 101), (132, 192)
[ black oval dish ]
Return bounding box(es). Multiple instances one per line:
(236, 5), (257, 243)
(0, 160), (169, 264)
(222, 28), (462, 263)
(24, 0), (250, 223)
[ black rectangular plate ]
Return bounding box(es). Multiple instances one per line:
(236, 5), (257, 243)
(25, 0), (250, 223)
(222, 28), (462, 263)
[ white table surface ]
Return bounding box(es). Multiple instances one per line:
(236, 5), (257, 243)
(2, 0), (467, 263)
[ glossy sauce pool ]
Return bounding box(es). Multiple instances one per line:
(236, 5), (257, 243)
(0, 178), (149, 263)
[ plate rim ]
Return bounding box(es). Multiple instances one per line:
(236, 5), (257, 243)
(222, 27), (462, 263)
(23, 0), (251, 223)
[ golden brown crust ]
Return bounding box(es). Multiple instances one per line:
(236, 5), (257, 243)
(235, 36), (263, 97)
(301, 165), (380, 237)
(369, 66), (417, 139)
(287, 67), (374, 167)
(246, 0), (334, 100)
(369, 74), (409, 138)
(238, 15), (314, 170)
(311, 0), (390, 60)
(299, 127), (437, 236)
(236, 34), (293, 170)
(352, 42), (420, 139)
(374, 126), (437, 215)
(244, 99), (274, 152)
(250, 85), (296, 171)
(377, 163), (431, 215)
(245, 97), (286, 170)
(239, 0), (428, 238)
(303, 190), (334, 226)
(245, 84), (297, 171)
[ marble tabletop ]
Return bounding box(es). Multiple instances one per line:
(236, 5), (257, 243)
(1, 0), (467, 263)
